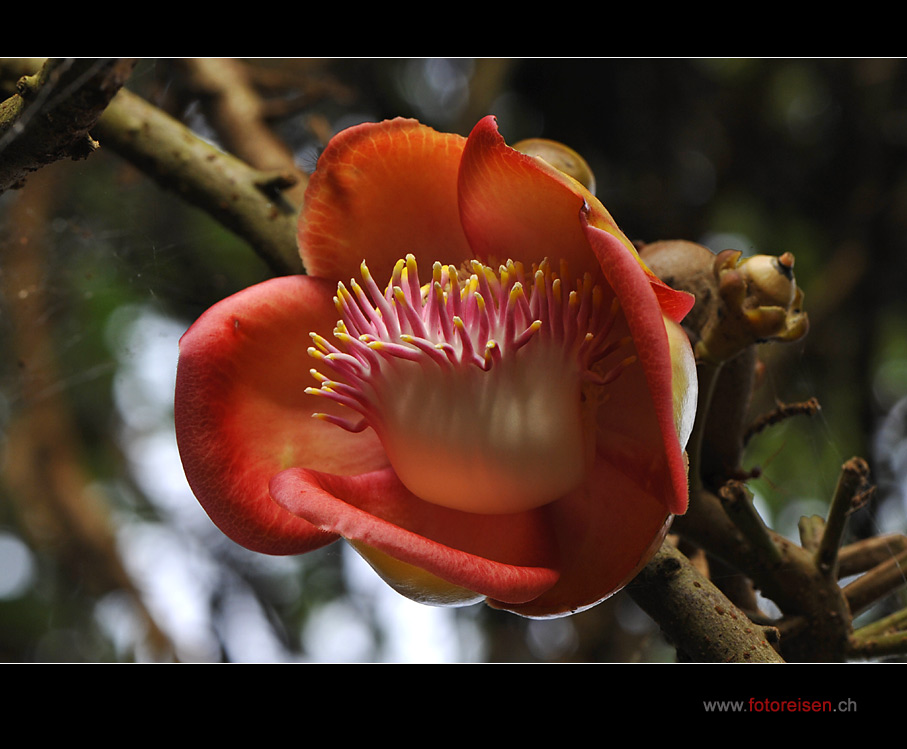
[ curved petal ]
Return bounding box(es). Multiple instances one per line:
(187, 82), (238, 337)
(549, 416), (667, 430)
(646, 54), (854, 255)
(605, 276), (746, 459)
(665, 314), (698, 451)
(269, 466), (560, 605)
(583, 222), (692, 515)
(488, 457), (672, 617)
(298, 118), (472, 285)
(459, 116), (695, 322)
(175, 275), (388, 555)
(458, 115), (634, 279)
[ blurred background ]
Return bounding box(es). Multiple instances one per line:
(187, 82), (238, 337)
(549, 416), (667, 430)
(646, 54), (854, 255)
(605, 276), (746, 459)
(1, 58), (906, 662)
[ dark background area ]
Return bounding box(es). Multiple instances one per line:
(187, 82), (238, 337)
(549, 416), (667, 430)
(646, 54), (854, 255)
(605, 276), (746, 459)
(1, 58), (905, 662)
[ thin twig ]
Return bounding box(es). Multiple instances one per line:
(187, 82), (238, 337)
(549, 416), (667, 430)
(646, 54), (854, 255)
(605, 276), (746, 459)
(838, 533), (907, 578)
(854, 605), (907, 639)
(743, 397), (821, 446)
(816, 457), (872, 577)
(798, 515), (825, 553)
(842, 548), (907, 617)
(848, 629), (907, 660)
(719, 481), (783, 565)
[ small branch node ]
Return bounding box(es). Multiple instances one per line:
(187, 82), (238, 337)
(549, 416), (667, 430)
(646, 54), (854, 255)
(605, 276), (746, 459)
(816, 457), (874, 578)
(718, 480), (783, 565)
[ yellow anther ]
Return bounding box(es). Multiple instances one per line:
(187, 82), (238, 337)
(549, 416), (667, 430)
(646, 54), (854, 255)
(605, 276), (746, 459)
(508, 282), (525, 308)
(309, 333), (332, 352)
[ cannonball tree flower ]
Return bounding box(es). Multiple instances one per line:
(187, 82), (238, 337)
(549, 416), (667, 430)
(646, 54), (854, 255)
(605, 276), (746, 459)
(175, 115), (698, 618)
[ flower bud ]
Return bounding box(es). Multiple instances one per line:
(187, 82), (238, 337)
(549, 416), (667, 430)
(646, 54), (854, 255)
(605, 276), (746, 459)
(706, 249), (809, 362)
(638, 241), (808, 364)
(513, 138), (597, 195)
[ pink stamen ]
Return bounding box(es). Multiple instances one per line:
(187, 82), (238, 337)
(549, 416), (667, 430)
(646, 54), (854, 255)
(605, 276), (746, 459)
(307, 255), (634, 434)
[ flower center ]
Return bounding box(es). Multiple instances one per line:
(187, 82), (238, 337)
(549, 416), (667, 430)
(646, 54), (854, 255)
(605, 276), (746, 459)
(306, 255), (634, 515)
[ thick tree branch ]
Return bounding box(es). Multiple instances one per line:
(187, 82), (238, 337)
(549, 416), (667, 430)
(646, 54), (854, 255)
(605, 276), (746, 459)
(628, 541), (785, 662)
(177, 58), (311, 207)
(674, 485), (854, 661)
(0, 58), (136, 194)
(93, 87), (303, 276)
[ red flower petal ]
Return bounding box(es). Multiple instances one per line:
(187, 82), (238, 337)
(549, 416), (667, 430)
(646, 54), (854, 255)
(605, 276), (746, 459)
(489, 456), (672, 617)
(269, 466), (560, 605)
(584, 221), (691, 515)
(175, 275), (388, 554)
(298, 118), (472, 284)
(648, 274), (696, 324)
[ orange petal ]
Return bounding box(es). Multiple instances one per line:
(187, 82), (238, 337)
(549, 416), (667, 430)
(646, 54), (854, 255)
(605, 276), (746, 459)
(298, 118), (472, 284)
(458, 115), (634, 278)
(175, 275), (388, 555)
(460, 116), (694, 322)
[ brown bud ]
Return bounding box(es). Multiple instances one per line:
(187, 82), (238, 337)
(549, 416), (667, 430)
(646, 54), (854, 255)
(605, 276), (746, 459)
(513, 138), (597, 195)
(638, 240), (723, 346)
(640, 241), (808, 364)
